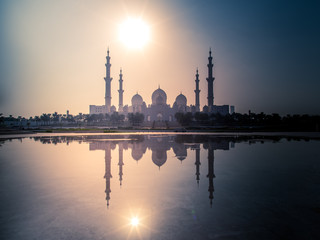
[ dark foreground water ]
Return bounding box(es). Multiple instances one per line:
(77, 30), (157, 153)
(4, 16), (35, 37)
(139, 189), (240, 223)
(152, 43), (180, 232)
(1, 134), (320, 240)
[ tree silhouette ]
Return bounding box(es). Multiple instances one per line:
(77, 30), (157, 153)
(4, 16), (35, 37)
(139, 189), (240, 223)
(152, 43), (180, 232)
(128, 112), (144, 126)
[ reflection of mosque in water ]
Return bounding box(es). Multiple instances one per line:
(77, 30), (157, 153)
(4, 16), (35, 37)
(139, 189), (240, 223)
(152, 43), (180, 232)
(33, 134), (282, 206)
(89, 135), (234, 207)
(32, 135), (282, 207)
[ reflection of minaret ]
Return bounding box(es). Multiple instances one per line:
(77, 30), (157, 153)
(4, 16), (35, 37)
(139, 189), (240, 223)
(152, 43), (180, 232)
(206, 48), (214, 109)
(195, 146), (201, 186)
(118, 68), (124, 112)
(207, 146), (215, 207)
(105, 48), (112, 111)
(194, 68), (200, 112)
(118, 143), (124, 186)
(104, 145), (112, 207)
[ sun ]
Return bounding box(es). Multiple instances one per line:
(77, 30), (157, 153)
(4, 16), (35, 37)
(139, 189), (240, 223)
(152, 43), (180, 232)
(118, 18), (150, 49)
(130, 217), (140, 227)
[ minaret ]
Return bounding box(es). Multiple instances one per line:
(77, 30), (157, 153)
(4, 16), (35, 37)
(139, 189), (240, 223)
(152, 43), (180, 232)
(118, 68), (124, 112)
(104, 144), (112, 208)
(207, 145), (215, 207)
(118, 143), (124, 186)
(194, 68), (201, 112)
(206, 48), (214, 109)
(104, 48), (112, 112)
(195, 145), (201, 186)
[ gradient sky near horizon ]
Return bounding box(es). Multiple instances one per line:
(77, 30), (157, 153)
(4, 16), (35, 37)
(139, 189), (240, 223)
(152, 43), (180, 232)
(1, 0), (319, 117)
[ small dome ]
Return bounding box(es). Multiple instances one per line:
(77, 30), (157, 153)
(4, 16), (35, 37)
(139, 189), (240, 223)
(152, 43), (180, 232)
(131, 93), (143, 106)
(110, 105), (116, 112)
(175, 93), (187, 106)
(152, 88), (167, 105)
(123, 105), (129, 112)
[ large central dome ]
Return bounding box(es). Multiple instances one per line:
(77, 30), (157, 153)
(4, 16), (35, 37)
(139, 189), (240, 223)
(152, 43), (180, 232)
(152, 87), (167, 105)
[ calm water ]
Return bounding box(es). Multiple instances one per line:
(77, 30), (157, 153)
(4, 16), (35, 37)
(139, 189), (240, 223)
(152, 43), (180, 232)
(1, 134), (320, 240)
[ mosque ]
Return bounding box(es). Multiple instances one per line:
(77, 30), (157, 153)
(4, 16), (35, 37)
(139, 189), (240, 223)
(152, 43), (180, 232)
(89, 49), (231, 121)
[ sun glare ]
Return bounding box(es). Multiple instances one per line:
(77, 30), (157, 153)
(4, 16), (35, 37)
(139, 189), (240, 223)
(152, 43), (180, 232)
(118, 18), (150, 49)
(130, 217), (140, 227)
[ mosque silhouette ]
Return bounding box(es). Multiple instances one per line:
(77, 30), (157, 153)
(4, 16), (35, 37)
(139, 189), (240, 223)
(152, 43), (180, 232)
(89, 49), (232, 122)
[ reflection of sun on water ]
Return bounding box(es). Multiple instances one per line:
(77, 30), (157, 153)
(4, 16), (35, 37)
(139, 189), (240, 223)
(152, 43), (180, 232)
(124, 208), (152, 239)
(118, 18), (150, 49)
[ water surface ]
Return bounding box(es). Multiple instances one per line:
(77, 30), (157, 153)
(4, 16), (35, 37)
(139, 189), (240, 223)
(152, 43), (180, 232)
(1, 134), (320, 239)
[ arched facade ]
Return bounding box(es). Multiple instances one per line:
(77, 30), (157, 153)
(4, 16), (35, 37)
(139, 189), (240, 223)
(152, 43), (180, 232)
(126, 87), (190, 122)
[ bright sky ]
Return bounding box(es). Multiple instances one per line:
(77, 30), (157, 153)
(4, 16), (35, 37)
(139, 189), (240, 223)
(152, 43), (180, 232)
(1, 0), (319, 117)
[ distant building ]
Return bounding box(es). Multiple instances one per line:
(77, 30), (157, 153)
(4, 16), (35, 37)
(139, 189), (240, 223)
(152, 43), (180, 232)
(89, 49), (232, 120)
(89, 105), (109, 115)
(208, 105), (230, 115)
(230, 105), (235, 114)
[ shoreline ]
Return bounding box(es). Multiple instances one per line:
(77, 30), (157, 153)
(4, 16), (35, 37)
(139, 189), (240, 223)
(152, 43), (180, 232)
(1, 130), (320, 140)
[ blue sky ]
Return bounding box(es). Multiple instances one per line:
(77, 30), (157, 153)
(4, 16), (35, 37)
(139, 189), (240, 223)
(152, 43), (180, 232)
(179, 0), (320, 114)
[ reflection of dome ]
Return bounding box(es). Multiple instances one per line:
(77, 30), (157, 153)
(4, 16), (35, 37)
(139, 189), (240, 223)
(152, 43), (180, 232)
(131, 93), (143, 106)
(131, 142), (147, 161)
(132, 149), (143, 161)
(177, 155), (186, 161)
(152, 88), (167, 105)
(173, 144), (187, 161)
(152, 150), (167, 168)
(175, 93), (187, 106)
(111, 143), (117, 150)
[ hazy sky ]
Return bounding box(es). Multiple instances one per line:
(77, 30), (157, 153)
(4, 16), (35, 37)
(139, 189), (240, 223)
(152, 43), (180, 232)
(1, 0), (319, 117)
